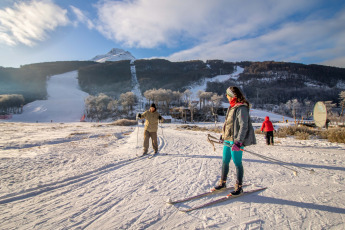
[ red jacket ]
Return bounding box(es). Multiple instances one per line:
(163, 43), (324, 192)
(261, 116), (274, 132)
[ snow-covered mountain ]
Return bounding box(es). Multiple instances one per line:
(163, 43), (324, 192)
(91, 48), (136, 63)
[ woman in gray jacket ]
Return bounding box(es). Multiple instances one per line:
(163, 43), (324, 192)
(213, 86), (256, 195)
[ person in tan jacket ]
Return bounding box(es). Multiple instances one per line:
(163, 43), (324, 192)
(138, 103), (163, 155)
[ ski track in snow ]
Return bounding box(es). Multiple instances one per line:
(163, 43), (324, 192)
(0, 122), (345, 229)
(0, 67), (344, 229)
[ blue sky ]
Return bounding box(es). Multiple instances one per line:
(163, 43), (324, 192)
(0, 0), (345, 68)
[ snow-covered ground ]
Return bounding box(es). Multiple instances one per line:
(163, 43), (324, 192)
(0, 121), (344, 229)
(2, 67), (344, 229)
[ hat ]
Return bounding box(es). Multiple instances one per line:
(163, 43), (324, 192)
(150, 103), (156, 109)
(226, 87), (235, 98)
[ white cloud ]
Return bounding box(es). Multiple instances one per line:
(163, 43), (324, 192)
(0, 0), (69, 46)
(94, 0), (345, 67)
(94, 0), (314, 48)
(70, 5), (95, 29)
(166, 7), (345, 67)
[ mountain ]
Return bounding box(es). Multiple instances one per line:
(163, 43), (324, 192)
(1, 56), (345, 110)
(91, 48), (136, 63)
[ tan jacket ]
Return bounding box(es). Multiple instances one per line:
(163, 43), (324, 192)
(141, 110), (162, 132)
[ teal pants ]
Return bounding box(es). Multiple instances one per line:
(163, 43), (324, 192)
(221, 141), (244, 184)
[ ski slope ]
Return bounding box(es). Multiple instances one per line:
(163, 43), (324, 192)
(187, 66), (244, 100)
(0, 122), (344, 229)
(10, 71), (88, 123)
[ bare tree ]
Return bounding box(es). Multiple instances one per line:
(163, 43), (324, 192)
(158, 89), (173, 114)
(0, 94), (24, 114)
(173, 91), (183, 106)
(120, 92), (137, 114)
(303, 99), (313, 120)
(183, 89), (192, 105)
(85, 93), (112, 120)
(107, 99), (119, 114)
(286, 99), (301, 120)
(188, 102), (197, 123)
(339, 91), (345, 116)
(197, 90), (204, 110)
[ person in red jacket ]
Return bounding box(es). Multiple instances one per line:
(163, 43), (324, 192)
(261, 116), (275, 145)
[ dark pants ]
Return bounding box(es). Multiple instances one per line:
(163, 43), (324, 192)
(143, 130), (158, 153)
(265, 131), (274, 145)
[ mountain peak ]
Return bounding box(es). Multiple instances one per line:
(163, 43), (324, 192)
(91, 48), (136, 63)
(108, 48), (125, 55)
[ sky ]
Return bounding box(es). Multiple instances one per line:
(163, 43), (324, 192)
(0, 0), (345, 68)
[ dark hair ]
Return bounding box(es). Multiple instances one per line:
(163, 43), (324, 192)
(230, 86), (250, 106)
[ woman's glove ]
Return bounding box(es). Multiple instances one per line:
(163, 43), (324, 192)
(231, 141), (242, 151)
(219, 135), (224, 144)
(138, 113), (141, 118)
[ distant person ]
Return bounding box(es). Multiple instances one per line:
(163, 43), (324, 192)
(213, 86), (256, 196)
(138, 103), (163, 155)
(325, 119), (330, 129)
(261, 116), (275, 145)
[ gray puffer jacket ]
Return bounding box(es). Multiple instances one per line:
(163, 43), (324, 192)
(222, 104), (256, 146)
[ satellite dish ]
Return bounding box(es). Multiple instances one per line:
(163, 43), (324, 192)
(313, 102), (327, 128)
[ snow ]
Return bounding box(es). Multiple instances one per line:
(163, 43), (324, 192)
(187, 66), (244, 100)
(91, 48), (136, 63)
(2, 65), (345, 229)
(250, 109), (293, 122)
(10, 71), (88, 123)
(1, 122), (345, 229)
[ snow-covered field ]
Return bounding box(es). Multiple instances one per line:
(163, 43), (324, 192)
(0, 121), (344, 229)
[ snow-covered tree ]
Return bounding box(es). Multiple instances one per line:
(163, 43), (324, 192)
(120, 92), (137, 114)
(339, 91), (345, 116)
(107, 99), (119, 114)
(173, 91), (183, 106)
(183, 89), (192, 105)
(303, 99), (313, 119)
(85, 94), (111, 120)
(286, 99), (301, 119)
(0, 94), (24, 114)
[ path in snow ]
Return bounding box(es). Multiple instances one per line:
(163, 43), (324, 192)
(130, 60), (146, 111)
(10, 71), (89, 123)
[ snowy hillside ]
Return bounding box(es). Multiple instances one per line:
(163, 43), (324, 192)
(187, 66), (244, 100)
(0, 122), (344, 229)
(6, 64), (291, 123)
(91, 48), (136, 63)
(10, 71), (88, 123)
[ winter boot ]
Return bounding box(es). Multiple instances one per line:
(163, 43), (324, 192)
(212, 180), (226, 191)
(230, 183), (243, 196)
(142, 151), (148, 155)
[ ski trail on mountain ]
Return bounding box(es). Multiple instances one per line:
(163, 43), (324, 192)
(11, 71), (88, 122)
